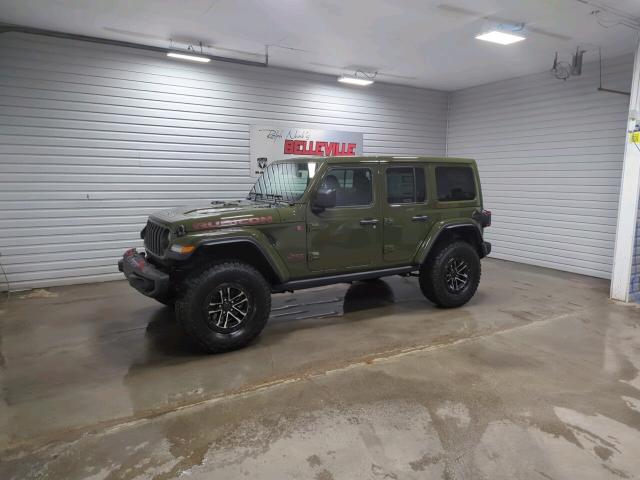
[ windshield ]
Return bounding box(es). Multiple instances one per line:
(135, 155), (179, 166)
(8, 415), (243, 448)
(249, 161), (316, 202)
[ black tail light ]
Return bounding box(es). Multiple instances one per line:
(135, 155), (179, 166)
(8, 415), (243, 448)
(473, 209), (491, 228)
(481, 209), (491, 227)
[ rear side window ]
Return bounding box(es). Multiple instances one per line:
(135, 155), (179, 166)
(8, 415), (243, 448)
(436, 166), (476, 201)
(386, 167), (426, 204)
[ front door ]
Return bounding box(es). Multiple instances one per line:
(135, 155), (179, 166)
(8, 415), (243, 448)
(382, 165), (434, 263)
(307, 165), (382, 272)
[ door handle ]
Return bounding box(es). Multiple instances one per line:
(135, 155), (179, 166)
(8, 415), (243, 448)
(360, 218), (379, 225)
(411, 215), (430, 222)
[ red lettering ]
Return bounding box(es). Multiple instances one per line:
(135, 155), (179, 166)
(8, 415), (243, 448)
(193, 216), (273, 231)
(307, 140), (316, 155)
(284, 139), (294, 154)
(283, 139), (359, 157)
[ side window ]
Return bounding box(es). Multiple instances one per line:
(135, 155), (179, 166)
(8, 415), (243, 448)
(321, 167), (372, 207)
(436, 166), (476, 201)
(386, 167), (426, 204)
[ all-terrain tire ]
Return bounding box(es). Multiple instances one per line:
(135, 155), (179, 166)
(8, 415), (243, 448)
(419, 241), (481, 308)
(153, 293), (174, 307)
(176, 261), (271, 353)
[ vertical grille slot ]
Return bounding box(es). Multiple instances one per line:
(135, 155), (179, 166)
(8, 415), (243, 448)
(144, 220), (170, 256)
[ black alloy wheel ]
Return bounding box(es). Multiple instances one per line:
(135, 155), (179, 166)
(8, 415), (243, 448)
(205, 283), (251, 332)
(444, 257), (470, 293)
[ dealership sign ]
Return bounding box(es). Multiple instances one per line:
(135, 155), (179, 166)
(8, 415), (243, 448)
(249, 125), (363, 177)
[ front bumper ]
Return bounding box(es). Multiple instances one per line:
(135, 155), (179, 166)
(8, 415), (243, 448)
(118, 248), (169, 297)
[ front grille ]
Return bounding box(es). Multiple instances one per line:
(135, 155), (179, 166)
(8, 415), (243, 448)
(144, 220), (170, 256)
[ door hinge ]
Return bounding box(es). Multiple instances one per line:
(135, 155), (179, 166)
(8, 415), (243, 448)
(383, 218), (393, 225)
(309, 251), (320, 261)
(308, 222), (320, 231)
(383, 244), (395, 254)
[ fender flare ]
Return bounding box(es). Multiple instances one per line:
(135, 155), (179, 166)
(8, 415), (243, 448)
(195, 236), (288, 283)
(415, 221), (484, 265)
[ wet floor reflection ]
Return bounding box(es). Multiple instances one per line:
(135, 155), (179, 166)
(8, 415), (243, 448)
(5, 259), (628, 455)
(343, 279), (395, 313)
(117, 278), (422, 418)
(269, 277), (414, 324)
(138, 277), (399, 358)
(122, 278), (418, 369)
(142, 307), (199, 357)
(136, 278), (409, 357)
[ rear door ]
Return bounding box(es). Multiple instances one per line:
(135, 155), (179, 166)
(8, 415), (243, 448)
(382, 164), (434, 263)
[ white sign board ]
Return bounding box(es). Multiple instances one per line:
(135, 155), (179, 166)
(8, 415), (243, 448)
(250, 126), (363, 177)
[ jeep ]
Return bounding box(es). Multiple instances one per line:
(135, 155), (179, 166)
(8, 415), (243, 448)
(118, 156), (491, 352)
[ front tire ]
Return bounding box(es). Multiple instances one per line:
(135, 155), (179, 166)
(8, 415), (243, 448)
(176, 262), (271, 353)
(419, 241), (481, 308)
(153, 293), (174, 307)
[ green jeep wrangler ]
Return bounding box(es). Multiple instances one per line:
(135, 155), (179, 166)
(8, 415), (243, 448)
(119, 156), (491, 352)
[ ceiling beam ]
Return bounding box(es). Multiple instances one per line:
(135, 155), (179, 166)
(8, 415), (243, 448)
(0, 23), (268, 68)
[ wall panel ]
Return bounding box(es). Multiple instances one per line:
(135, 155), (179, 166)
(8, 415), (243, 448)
(447, 55), (633, 279)
(0, 33), (448, 290)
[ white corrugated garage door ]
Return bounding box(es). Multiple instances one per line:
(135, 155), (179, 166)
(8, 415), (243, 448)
(447, 54), (633, 279)
(0, 33), (448, 290)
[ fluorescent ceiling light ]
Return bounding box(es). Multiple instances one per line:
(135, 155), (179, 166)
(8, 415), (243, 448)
(475, 30), (525, 45)
(338, 75), (374, 86)
(167, 52), (211, 63)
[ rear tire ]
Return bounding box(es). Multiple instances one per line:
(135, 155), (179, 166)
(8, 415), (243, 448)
(176, 261), (271, 353)
(419, 241), (481, 308)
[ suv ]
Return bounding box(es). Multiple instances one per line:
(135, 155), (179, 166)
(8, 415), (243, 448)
(119, 156), (491, 352)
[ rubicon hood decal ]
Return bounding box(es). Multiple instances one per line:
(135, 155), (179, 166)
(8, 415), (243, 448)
(149, 200), (275, 224)
(192, 215), (274, 231)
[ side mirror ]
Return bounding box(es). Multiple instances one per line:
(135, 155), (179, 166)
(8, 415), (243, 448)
(312, 187), (336, 213)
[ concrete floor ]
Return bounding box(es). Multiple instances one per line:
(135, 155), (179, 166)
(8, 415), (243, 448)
(1, 258), (639, 479)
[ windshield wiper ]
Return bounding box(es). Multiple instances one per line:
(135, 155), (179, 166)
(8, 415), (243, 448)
(248, 191), (291, 205)
(264, 193), (284, 203)
(247, 191), (269, 203)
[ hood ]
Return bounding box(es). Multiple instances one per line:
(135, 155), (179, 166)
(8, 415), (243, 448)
(150, 199), (281, 232)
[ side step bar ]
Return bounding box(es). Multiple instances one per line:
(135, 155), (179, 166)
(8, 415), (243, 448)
(272, 265), (417, 293)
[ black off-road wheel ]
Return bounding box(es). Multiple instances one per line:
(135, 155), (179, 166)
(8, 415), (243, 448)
(419, 241), (481, 308)
(176, 261), (271, 353)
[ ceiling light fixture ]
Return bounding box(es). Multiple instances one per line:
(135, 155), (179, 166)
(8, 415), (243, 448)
(338, 75), (374, 86)
(475, 23), (526, 45)
(338, 70), (377, 86)
(167, 51), (211, 63)
(475, 30), (525, 45)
